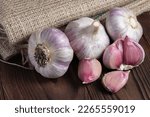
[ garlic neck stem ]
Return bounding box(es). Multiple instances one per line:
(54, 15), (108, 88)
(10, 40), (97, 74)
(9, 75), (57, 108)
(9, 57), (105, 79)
(91, 20), (100, 34)
(129, 16), (137, 29)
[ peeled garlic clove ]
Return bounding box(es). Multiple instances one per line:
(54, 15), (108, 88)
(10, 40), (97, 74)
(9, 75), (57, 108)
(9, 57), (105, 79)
(65, 17), (110, 60)
(28, 28), (73, 78)
(123, 36), (145, 67)
(102, 71), (130, 93)
(106, 7), (143, 42)
(78, 58), (102, 84)
(103, 39), (123, 69)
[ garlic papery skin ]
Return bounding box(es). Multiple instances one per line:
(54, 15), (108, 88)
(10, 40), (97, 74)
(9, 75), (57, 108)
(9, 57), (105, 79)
(65, 17), (110, 60)
(106, 7), (143, 42)
(28, 28), (73, 78)
(78, 58), (102, 84)
(103, 36), (145, 70)
(102, 70), (130, 93)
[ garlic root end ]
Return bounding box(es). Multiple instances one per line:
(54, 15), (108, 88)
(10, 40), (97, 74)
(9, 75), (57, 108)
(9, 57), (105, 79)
(119, 64), (134, 70)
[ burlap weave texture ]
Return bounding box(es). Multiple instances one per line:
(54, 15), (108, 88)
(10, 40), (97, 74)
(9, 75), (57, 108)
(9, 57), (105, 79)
(1, 0), (150, 60)
(0, 0), (134, 45)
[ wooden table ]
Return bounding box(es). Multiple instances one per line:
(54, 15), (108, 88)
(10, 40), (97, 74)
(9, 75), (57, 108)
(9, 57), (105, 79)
(0, 12), (150, 100)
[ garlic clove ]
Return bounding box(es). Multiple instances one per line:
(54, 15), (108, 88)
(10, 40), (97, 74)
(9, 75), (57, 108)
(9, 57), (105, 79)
(103, 37), (145, 70)
(123, 36), (145, 67)
(102, 70), (130, 93)
(103, 39), (123, 69)
(78, 58), (102, 84)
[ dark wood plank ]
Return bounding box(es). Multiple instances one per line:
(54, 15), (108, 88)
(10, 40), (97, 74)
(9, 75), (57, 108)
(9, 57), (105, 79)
(0, 12), (150, 100)
(0, 66), (5, 99)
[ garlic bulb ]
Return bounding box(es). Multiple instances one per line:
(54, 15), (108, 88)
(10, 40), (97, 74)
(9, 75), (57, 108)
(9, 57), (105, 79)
(103, 36), (145, 70)
(106, 7), (143, 42)
(102, 70), (130, 93)
(28, 28), (73, 78)
(78, 58), (102, 84)
(65, 17), (110, 60)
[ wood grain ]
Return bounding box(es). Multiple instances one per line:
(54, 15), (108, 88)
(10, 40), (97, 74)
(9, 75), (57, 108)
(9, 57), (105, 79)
(0, 12), (150, 100)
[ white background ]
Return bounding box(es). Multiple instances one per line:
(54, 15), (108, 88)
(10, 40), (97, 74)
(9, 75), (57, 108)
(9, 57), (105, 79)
(0, 100), (148, 117)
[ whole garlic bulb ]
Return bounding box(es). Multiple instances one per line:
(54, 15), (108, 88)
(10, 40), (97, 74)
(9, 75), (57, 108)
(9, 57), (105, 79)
(65, 17), (110, 60)
(28, 28), (73, 78)
(106, 7), (143, 42)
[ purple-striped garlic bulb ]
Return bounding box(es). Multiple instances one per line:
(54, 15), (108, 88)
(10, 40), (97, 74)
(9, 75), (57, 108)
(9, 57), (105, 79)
(65, 17), (110, 60)
(106, 7), (143, 42)
(28, 28), (73, 78)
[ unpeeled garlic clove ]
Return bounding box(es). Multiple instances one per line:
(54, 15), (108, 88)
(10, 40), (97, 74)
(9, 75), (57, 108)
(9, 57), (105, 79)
(123, 37), (145, 67)
(103, 36), (145, 70)
(78, 58), (102, 84)
(102, 70), (130, 93)
(103, 39), (123, 69)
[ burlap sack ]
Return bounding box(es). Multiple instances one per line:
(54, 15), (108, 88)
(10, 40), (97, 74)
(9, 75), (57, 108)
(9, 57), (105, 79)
(98, 0), (150, 20)
(0, 25), (18, 60)
(0, 0), (134, 45)
(132, 0), (150, 16)
(1, 0), (150, 60)
(0, 39), (18, 60)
